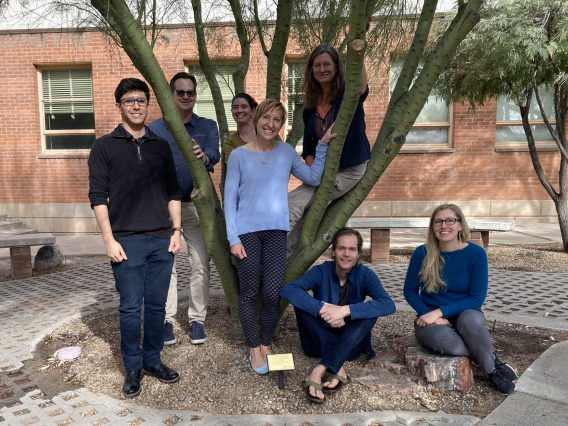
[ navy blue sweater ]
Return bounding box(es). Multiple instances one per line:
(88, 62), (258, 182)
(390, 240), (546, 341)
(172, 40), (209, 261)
(302, 84), (371, 170)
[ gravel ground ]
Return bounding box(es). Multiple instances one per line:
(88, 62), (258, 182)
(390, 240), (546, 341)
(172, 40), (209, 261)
(28, 242), (568, 419)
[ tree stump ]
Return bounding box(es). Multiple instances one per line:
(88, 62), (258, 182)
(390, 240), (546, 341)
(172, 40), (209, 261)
(353, 335), (474, 395)
(405, 346), (474, 395)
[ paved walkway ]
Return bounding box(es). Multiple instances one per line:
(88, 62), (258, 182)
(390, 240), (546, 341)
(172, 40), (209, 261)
(0, 223), (567, 425)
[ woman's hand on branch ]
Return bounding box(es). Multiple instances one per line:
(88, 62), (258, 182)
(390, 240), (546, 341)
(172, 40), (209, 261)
(320, 123), (337, 144)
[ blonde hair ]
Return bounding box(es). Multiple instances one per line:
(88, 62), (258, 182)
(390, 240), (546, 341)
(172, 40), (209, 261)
(418, 204), (471, 293)
(253, 99), (286, 126)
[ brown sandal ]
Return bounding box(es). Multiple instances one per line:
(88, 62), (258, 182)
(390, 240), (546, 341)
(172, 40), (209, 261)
(322, 373), (350, 393)
(302, 380), (326, 403)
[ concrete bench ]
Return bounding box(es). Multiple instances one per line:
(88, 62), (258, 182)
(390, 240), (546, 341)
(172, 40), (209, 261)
(346, 218), (515, 262)
(0, 233), (56, 279)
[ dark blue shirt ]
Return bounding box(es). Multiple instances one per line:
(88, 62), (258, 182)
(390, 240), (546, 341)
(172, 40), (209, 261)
(149, 114), (220, 200)
(302, 84), (371, 170)
(281, 261), (395, 320)
(403, 243), (489, 318)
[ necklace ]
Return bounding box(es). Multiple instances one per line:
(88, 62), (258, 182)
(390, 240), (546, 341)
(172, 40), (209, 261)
(249, 141), (276, 165)
(315, 104), (334, 139)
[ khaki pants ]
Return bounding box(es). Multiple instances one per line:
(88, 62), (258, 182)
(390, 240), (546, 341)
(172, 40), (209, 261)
(287, 162), (367, 258)
(165, 201), (210, 325)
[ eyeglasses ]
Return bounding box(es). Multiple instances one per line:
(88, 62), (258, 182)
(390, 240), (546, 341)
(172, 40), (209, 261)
(433, 218), (460, 227)
(120, 98), (148, 107)
(174, 90), (196, 98)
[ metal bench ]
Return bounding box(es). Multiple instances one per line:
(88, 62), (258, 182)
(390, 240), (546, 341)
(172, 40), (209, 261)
(345, 218), (515, 262)
(0, 233), (56, 279)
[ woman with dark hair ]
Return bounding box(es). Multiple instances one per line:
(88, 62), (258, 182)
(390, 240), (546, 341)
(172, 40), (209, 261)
(224, 93), (258, 162)
(287, 41), (370, 254)
(403, 204), (518, 396)
(224, 99), (336, 375)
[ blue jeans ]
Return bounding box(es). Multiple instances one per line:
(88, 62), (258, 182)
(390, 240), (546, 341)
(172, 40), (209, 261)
(294, 307), (377, 373)
(111, 234), (174, 371)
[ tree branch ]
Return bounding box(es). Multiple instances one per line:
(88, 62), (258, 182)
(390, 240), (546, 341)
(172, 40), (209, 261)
(531, 75), (568, 162)
(521, 90), (560, 200)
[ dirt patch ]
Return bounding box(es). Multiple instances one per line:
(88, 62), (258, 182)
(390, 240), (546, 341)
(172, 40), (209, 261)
(37, 299), (568, 418)
(24, 242), (568, 419)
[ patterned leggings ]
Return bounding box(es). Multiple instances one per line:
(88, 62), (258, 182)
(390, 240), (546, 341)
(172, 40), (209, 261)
(237, 230), (287, 348)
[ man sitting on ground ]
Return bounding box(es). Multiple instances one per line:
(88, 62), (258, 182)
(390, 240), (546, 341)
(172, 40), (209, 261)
(281, 227), (396, 403)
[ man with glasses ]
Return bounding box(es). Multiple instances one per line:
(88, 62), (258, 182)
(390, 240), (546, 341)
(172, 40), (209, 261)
(149, 72), (220, 346)
(88, 78), (182, 398)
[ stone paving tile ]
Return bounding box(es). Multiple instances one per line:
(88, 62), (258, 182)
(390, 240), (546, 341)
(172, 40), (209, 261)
(0, 387), (480, 425)
(0, 369), (43, 410)
(371, 264), (568, 328)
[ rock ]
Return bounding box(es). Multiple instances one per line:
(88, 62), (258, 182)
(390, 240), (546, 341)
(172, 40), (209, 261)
(352, 366), (424, 395)
(356, 337), (475, 396)
(393, 335), (420, 353)
(369, 350), (408, 375)
(405, 346), (474, 395)
(34, 244), (63, 270)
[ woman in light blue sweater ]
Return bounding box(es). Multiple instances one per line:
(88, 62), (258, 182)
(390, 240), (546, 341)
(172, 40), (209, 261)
(404, 204), (517, 395)
(224, 99), (335, 374)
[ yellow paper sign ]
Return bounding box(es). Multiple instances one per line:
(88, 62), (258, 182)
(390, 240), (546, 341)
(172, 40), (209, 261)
(266, 353), (295, 371)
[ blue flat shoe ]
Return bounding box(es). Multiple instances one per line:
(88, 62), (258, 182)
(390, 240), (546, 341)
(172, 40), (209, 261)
(249, 355), (269, 375)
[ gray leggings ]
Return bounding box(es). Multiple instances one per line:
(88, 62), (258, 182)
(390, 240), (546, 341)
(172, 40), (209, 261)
(414, 309), (495, 376)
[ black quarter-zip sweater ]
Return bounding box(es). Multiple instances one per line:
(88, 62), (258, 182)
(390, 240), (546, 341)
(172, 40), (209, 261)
(88, 125), (182, 239)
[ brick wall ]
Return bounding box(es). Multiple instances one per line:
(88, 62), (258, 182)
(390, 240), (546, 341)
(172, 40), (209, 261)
(0, 26), (563, 232)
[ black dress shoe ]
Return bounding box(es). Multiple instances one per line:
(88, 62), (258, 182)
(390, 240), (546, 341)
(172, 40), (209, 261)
(123, 368), (143, 398)
(143, 362), (180, 383)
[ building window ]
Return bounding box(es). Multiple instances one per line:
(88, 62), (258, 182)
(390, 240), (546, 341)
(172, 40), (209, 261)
(390, 61), (452, 151)
(496, 88), (556, 150)
(40, 68), (95, 150)
(187, 63), (237, 128)
(287, 62), (305, 124)
(286, 61), (306, 149)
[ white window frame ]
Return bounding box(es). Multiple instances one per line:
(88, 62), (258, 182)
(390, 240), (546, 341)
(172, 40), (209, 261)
(37, 65), (95, 157)
(286, 61), (305, 125)
(285, 59), (308, 151)
(390, 60), (453, 153)
(186, 62), (238, 129)
(495, 88), (557, 152)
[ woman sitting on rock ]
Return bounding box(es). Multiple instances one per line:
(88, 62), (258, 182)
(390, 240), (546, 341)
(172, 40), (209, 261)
(403, 203), (518, 395)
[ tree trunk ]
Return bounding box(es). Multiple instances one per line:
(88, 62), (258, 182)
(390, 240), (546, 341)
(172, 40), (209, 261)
(190, 0), (230, 143)
(522, 86), (568, 252)
(265, 0), (292, 99)
(221, 0), (253, 193)
(286, 0), (483, 281)
(555, 196), (568, 252)
(90, 0), (243, 339)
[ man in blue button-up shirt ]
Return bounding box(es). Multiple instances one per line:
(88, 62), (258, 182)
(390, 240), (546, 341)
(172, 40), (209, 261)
(281, 228), (395, 403)
(149, 72), (220, 347)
